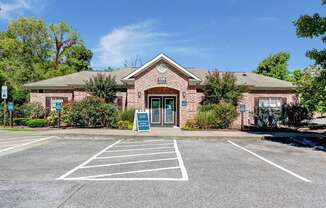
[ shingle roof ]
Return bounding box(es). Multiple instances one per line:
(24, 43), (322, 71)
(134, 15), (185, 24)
(24, 67), (295, 90)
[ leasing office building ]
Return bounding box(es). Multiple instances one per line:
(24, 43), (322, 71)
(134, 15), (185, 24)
(24, 53), (297, 128)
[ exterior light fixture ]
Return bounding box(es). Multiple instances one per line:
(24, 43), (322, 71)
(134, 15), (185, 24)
(138, 91), (141, 98)
(182, 91), (186, 98)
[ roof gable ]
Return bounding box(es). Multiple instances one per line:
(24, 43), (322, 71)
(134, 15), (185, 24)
(122, 53), (201, 81)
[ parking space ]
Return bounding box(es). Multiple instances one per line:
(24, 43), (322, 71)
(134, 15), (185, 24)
(0, 135), (326, 207)
(0, 136), (54, 156)
(58, 139), (188, 181)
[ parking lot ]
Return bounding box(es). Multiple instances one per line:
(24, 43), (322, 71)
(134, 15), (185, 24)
(0, 135), (326, 207)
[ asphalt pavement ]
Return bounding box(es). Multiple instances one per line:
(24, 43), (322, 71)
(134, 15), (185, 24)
(0, 135), (325, 208)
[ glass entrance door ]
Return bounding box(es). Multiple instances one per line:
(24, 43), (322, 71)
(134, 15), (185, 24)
(164, 97), (175, 125)
(149, 96), (176, 126)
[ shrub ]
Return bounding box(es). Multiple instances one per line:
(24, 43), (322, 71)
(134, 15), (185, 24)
(181, 118), (198, 130)
(118, 108), (135, 123)
(102, 103), (118, 128)
(198, 104), (215, 112)
(281, 103), (313, 127)
(212, 101), (238, 128)
(196, 110), (215, 129)
(85, 73), (118, 102)
(47, 111), (58, 127)
(14, 118), (30, 126)
(117, 120), (132, 130)
(25, 118), (48, 127)
(26, 102), (46, 118)
(61, 97), (118, 128)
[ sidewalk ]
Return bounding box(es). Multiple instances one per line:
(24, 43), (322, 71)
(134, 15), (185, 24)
(34, 127), (325, 139)
(0, 127), (324, 140)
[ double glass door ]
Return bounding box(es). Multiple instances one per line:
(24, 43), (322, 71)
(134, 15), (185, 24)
(149, 96), (176, 126)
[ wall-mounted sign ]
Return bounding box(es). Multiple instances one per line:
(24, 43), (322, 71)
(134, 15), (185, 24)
(1, 86), (7, 99)
(181, 100), (187, 107)
(157, 77), (166, 84)
(239, 104), (246, 113)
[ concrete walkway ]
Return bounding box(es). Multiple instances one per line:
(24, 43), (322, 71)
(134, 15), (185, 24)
(0, 127), (324, 140)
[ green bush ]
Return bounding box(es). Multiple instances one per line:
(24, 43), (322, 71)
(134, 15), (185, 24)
(196, 110), (215, 129)
(47, 111), (58, 127)
(25, 118), (48, 127)
(212, 101), (238, 128)
(61, 97), (118, 128)
(281, 104), (312, 127)
(118, 109), (135, 123)
(14, 118), (30, 126)
(198, 104), (215, 112)
(18, 102), (46, 118)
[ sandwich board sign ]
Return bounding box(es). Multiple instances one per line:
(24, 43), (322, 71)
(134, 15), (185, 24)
(133, 110), (151, 132)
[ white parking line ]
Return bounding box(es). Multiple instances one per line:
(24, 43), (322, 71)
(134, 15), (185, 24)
(105, 146), (174, 152)
(0, 136), (54, 154)
(81, 157), (178, 169)
(116, 143), (173, 148)
(227, 140), (311, 183)
(96, 151), (176, 159)
(174, 139), (188, 181)
(76, 166), (181, 179)
(58, 139), (188, 181)
(121, 140), (170, 144)
(57, 140), (122, 180)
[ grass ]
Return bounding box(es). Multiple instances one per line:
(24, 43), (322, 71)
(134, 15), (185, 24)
(0, 127), (37, 131)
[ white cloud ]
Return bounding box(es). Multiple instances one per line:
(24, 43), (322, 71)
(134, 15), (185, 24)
(96, 20), (204, 67)
(0, 0), (42, 20)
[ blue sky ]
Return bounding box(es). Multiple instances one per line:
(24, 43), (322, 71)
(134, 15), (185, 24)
(0, 0), (324, 71)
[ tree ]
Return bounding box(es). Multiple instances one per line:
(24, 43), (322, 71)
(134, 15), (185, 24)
(0, 17), (93, 104)
(254, 52), (290, 80)
(294, 0), (326, 68)
(295, 66), (326, 113)
(85, 74), (118, 103)
(203, 71), (242, 106)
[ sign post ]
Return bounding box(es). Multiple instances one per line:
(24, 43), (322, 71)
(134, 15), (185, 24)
(55, 101), (62, 128)
(2, 85), (8, 128)
(239, 104), (246, 131)
(7, 102), (14, 128)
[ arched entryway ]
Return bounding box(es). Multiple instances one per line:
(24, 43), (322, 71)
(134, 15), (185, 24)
(144, 87), (179, 127)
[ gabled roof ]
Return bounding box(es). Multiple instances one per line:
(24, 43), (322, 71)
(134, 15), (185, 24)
(122, 53), (201, 81)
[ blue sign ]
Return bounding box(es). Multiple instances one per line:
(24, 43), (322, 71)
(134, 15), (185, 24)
(136, 112), (150, 132)
(7, 102), (14, 112)
(181, 100), (187, 107)
(239, 104), (246, 113)
(55, 102), (62, 112)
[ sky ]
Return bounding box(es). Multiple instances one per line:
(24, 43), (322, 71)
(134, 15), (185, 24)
(0, 0), (324, 71)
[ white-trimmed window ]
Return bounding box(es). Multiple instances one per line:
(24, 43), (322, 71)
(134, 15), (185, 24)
(259, 97), (282, 109)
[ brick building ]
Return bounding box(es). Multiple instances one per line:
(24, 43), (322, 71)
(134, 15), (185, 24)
(24, 53), (297, 128)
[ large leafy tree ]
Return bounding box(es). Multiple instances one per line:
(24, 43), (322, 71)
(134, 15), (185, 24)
(295, 66), (326, 113)
(203, 71), (242, 106)
(293, 0), (326, 114)
(0, 17), (93, 104)
(85, 74), (118, 103)
(254, 52), (290, 80)
(294, 0), (326, 68)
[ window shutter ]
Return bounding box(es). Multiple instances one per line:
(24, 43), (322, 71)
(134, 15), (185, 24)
(63, 97), (68, 105)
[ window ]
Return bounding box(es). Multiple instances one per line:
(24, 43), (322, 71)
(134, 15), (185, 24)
(259, 97), (282, 109)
